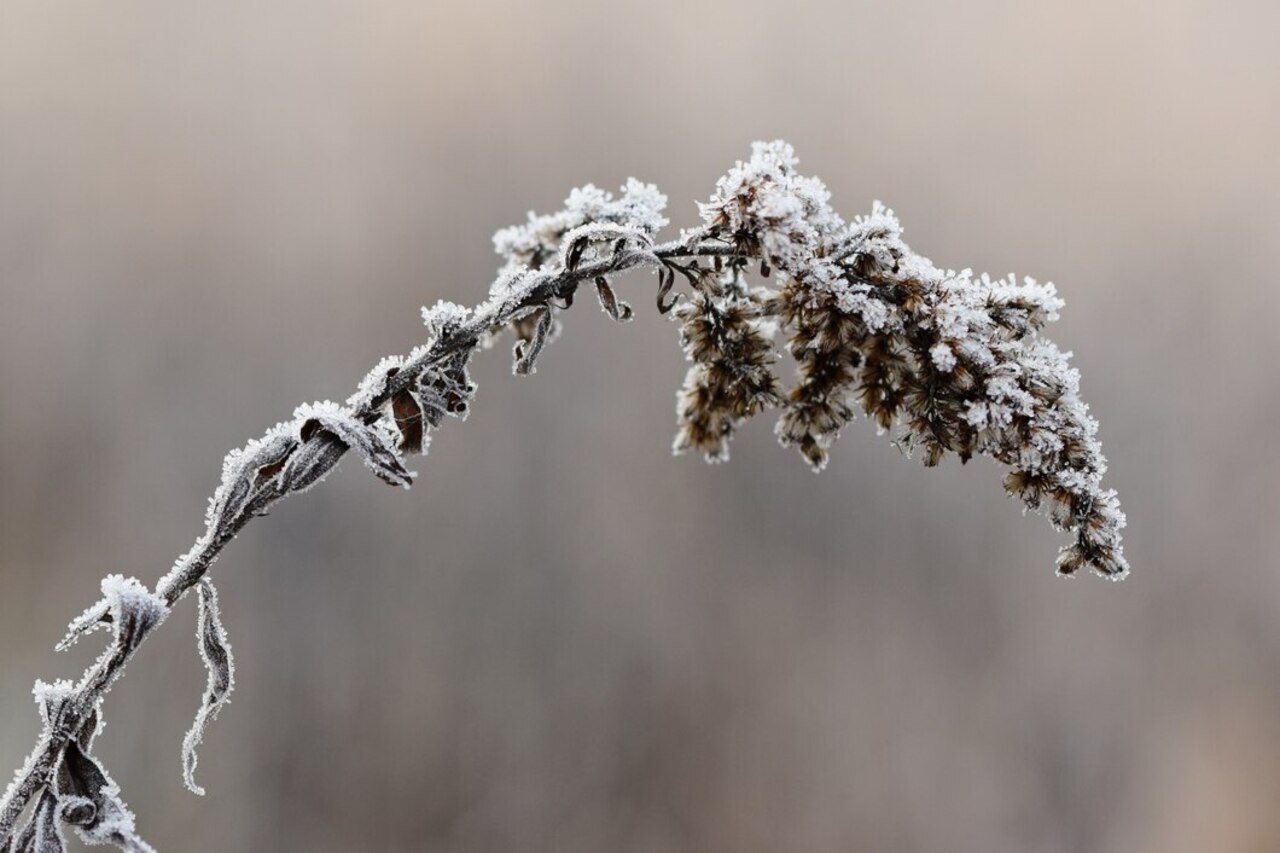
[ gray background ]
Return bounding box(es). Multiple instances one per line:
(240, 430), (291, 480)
(2, 2), (1278, 850)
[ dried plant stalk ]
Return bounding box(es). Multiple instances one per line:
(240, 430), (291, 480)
(0, 142), (1126, 850)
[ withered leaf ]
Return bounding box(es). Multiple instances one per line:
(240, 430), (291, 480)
(391, 389), (425, 454)
(57, 741), (154, 853)
(512, 307), (554, 375)
(181, 579), (234, 797)
(595, 277), (633, 322)
(296, 407), (414, 488)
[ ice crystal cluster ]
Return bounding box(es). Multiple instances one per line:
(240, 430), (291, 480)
(1, 141), (1126, 851)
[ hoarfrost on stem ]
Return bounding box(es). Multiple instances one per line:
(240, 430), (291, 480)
(0, 139), (1128, 851)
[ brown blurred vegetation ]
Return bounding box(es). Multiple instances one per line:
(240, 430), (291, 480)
(2, 2), (1278, 850)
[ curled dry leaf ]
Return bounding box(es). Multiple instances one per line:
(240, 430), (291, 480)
(292, 402), (414, 489)
(512, 307), (555, 375)
(595, 277), (633, 322)
(57, 742), (154, 853)
(181, 579), (235, 796)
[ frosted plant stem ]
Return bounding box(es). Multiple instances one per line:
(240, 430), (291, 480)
(0, 141), (1128, 849)
(0, 239), (714, 845)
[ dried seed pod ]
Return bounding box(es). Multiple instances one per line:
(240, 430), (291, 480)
(672, 287), (782, 463)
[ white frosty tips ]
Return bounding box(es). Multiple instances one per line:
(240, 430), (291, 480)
(675, 142), (1127, 579)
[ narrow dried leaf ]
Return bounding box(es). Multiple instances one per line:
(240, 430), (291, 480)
(512, 307), (554, 375)
(656, 266), (678, 314)
(595, 277), (633, 322)
(206, 475), (251, 542)
(181, 579), (235, 797)
(564, 235), (587, 271)
(55, 602), (109, 652)
(206, 431), (296, 536)
(279, 430), (346, 494)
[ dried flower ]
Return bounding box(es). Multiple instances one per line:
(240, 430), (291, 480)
(0, 141), (1127, 852)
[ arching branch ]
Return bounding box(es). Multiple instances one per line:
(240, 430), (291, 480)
(0, 142), (1126, 850)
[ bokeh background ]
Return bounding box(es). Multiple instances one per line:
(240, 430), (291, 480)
(2, 2), (1278, 851)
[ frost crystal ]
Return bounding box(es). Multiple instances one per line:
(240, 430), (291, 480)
(420, 300), (471, 338)
(699, 140), (844, 275)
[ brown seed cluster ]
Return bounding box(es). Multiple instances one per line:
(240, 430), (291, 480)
(672, 274), (782, 462)
(675, 142), (1127, 579)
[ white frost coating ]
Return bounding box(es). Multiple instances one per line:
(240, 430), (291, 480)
(12, 788), (66, 852)
(559, 221), (652, 270)
(292, 401), (415, 488)
(836, 202), (1125, 577)
(10, 582), (164, 850)
(699, 140), (844, 275)
(31, 680), (76, 729)
(57, 577), (166, 654)
(929, 343), (958, 373)
(691, 142), (1126, 577)
(60, 740), (155, 853)
(346, 354), (406, 412)
(421, 300), (471, 337)
(493, 178), (668, 276)
(204, 423), (296, 536)
(56, 602), (111, 653)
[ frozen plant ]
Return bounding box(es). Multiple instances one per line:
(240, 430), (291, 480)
(0, 142), (1126, 850)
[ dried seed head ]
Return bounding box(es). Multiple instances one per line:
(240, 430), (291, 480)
(672, 284), (782, 463)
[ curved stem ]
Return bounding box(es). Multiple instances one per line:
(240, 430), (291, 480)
(0, 237), (733, 843)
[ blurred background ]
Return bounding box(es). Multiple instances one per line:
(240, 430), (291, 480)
(1, 2), (1277, 850)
